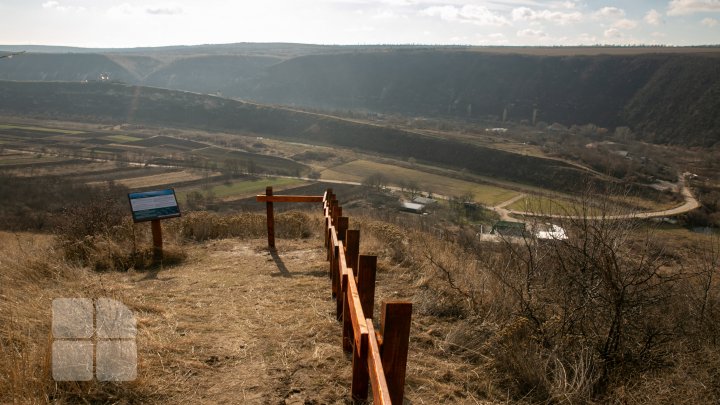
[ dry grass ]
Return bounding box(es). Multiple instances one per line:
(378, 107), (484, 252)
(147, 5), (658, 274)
(0, 222), (352, 404)
(174, 210), (314, 241)
(6, 203), (719, 404)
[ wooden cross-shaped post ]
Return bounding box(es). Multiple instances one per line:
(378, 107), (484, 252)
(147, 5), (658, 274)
(265, 186), (275, 249)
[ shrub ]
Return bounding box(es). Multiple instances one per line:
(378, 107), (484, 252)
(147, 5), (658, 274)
(55, 196), (185, 271)
(176, 210), (314, 241)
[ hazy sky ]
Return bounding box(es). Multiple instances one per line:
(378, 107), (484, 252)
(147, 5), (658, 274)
(1, 0), (719, 48)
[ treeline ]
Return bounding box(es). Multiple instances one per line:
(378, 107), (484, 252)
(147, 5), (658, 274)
(0, 172), (128, 231)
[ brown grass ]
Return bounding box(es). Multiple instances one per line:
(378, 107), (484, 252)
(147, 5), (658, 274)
(5, 204), (720, 404)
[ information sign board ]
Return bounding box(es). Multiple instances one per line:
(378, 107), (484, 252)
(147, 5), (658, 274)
(128, 189), (181, 223)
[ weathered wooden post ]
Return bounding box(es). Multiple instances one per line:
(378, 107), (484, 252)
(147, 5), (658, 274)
(345, 230), (360, 272)
(357, 255), (377, 320)
(337, 216), (349, 243)
(265, 186), (275, 249)
(352, 331), (370, 402)
(151, 219), (163, 262)
(380, 301), (413, 405)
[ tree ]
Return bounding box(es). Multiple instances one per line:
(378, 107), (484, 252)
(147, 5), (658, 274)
(362, 173), (388, 190)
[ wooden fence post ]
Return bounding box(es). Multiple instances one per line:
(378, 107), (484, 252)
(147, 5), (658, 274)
(333, 206), (342, 228)
(345, 230), (360, 273)
(380, 301), (413, 405)
(265, 186), (275, 249)
(337, 217), (349, 243)
(351, 330), (370, 402)
(358, 256), (377, 320)
(151, 219), (163, 262)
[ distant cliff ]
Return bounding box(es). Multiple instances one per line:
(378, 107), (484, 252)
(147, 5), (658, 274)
(1, 45), (718, 145)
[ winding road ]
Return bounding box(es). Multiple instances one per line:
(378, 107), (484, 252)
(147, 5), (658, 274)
(492, 175), (700, 222)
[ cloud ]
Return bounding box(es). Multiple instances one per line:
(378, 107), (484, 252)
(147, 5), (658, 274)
(511, 7), (583, 25)
(108, 3), (183, 16)
(644, 9), (663, 25)
(420, 5), (510, 26)
(604, 27), (622, 38)
(517, 28), (548, 38)
(702, 17), (719, 26)
(594, 6), (625, 19)
(613, 19), (638, 30)
(668, 0), (720, 16)
(146, 6), (183, 15)
(577, 33), (598, 43)
(558, 1), (577, 9)
(42, 0), (85, 12)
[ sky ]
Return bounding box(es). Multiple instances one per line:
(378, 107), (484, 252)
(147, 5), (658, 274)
(0, 0), (719, 48)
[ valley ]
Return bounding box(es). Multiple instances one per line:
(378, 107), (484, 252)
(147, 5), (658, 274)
(2, 42), (720, 405)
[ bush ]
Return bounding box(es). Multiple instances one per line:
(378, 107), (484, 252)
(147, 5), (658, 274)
(176, 210), (314, 241)
(55, 196), (185, 271)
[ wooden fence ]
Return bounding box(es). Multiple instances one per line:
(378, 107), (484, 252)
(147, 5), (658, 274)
(257, 187), (412, 404)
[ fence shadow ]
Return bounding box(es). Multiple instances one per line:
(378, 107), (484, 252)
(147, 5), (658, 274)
(269, 249), (292, 278)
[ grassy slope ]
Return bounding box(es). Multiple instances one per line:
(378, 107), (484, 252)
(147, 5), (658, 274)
(0, 81), (615, 196)
(0, 225), (486, 404)
(323, 159), (519, 205)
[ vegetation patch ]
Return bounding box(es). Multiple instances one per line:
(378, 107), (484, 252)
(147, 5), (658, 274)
(114, 170), (219, 190)
(102, 134), (143, 143)
(178, 177), (305, 204)
(0, 123), (85, 134)
(324, 159), (519, 205)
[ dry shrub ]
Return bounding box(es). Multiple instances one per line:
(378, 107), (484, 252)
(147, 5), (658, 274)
(355, 219), (409, 264)
(604, 345), (720, 404)
(177, 210), (315, 241)
(441, 317), (494, 362)
(55, 197), (186, 271)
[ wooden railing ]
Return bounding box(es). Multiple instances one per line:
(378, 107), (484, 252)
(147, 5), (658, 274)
(257, 187), (412, 404)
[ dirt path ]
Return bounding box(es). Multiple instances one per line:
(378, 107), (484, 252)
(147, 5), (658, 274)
(505, 178), (700, 221)
(101, 239), (350, 404)
(491, 193), (526, 222)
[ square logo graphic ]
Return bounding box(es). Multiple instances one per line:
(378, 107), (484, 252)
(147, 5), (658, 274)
(52, 298), (137, 381)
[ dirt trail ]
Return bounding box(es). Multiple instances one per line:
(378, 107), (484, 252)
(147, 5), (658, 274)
(102, 239), (351, 404)
(505, 179), (700, 221)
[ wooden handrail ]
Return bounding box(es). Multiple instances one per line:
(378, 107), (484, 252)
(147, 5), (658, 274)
(259, 187), (410, 404)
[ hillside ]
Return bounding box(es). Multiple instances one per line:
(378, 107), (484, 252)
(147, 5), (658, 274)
(0, 80), (615, 195)
(4, 199), (720, 404)
(1, 44), (720, 145)
(247, 51), (720, 145)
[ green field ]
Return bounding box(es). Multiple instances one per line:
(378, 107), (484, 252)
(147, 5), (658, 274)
(102, 134), (142, 143)
(506, 194), (632, 217)
(0, 124), (85, 135)
(322, 159), (519, 206)
(177, 177), (306, 202)
(507, 195), (580, 215)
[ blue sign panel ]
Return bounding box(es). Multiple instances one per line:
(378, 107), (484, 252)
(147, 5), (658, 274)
(128, 189), (181, 223)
